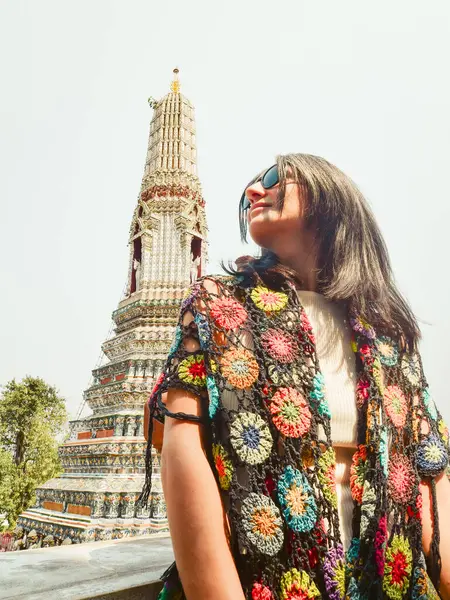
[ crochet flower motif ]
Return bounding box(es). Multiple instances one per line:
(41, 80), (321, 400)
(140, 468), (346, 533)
(300, 310), (313, 333)
(241, 493), (284, 556)
(375, 336), (399, 366)
(159, 580), (182, 599)
(346, 578), (363, 600)
(168, 326), (183, 357)
(206, 375), (220, 418)
(323, 544), (346, 600)
(299, 310), (316, 348)
(350, 445), (367, 504)
(388, 454), (414, 504)
(407, 493), (423, 521)
(350, 314), (376, 340)
(251, 286), (288, 313)
(375, 515), (388, 576)
(422, 388), (437, 421)
(180, 283), (200, 311)
(221, 347), (259, 389)
(359, 343), (373, 364)
(346, 538), (361, 576)
(401, 353), (421, 388)
(209, 296), (248, 330)
(373, 357), (385, 396)
(251, 583), (273, 600)
(416, 434), (448, 478)
(150, 372), (165, 397)
(360, 482), (377, 538)
(367, 399), (380, 432)
(412, 566), (440, 600)
(178, 354), (207, 387)
(384, 385), (408, 428)
(182, 284), (194, 300)
(309, 372), (331, 418)
(279, 568), (321, 599)
(230, 412), (273, 465)
(194, 313), (211, 349)
(356, 378), (370, 409)
(267, 363), (305, 387)
(439, 419), (449, 444)
(277, 466), (317, 533)
(269, 388), (311, 438)
(212, 443), (233, 490)
(318, 447), (338, 508)
(383, 535), (413, 600)
(261, 329), (298, 364)
(301, 444), (315, 469)
(379, 427), (389, 477)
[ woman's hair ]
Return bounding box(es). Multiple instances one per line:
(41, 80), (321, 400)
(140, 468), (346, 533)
(227, 153), (420, 349)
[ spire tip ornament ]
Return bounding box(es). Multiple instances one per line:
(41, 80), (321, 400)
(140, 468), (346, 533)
(170, 68), (180, 93)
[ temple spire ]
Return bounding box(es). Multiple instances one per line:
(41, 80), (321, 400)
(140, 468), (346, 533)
(142, 69), (199, 179)
(170, 68), (180, 94)
(16, 77), (208, 546)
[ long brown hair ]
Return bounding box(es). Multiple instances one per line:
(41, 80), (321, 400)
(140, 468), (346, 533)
(229, 153), (420, 349)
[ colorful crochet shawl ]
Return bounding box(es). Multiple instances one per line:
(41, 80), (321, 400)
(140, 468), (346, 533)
(142, 275), (449, 600)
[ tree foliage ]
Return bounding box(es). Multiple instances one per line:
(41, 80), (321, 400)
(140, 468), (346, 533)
(0, 377), (67, 530)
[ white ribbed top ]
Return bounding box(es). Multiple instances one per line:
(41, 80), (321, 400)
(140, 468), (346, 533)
(297, 290), (358, 548)
(297, 291), (358, 447)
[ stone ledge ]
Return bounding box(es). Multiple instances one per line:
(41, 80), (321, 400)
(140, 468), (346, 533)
(0, 533), (173, 600)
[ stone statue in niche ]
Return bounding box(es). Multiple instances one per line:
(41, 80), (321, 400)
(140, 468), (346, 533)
(135, 416), (144, 437)
(190, 253), (201, 283)
(124, 416), (136, 437)
(133, 259), (141, 291)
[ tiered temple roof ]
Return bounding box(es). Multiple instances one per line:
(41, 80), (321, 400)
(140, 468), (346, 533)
(17, 70), (208, 545)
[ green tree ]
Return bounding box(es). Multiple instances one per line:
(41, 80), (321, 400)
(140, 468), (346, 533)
(0, 376), (67, 530)
(0, 449), (15, 529)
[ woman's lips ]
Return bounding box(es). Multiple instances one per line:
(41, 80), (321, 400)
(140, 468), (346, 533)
(250, 202), (271, 214)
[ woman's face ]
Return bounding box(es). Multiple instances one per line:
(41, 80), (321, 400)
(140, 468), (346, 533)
(245, 168), (307, 250)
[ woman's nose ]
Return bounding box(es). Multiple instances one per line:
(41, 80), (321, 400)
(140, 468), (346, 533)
(245, 181), (266, 205)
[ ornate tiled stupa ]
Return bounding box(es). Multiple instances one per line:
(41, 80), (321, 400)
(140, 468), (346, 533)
(17, 70), (208, 545)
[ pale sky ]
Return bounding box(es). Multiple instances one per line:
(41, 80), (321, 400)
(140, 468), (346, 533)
(1, 0), (449, 423)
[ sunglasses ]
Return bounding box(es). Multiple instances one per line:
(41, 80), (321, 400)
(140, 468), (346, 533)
(240, 164), (280, 211)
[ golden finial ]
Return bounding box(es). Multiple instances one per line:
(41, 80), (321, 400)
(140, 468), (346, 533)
(170, 67), (180, 93)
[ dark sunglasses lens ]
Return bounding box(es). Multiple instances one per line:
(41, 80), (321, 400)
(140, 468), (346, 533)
(262, 165), (279, 189)
(241, 193), (251, 211)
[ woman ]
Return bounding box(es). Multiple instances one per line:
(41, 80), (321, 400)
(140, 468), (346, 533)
(141, 154), (450, 600)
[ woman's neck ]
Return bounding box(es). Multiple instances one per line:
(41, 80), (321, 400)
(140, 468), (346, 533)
(273, 234), (318, 292)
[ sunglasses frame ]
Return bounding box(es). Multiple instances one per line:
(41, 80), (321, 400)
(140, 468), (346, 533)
(240, 164), (279, 211)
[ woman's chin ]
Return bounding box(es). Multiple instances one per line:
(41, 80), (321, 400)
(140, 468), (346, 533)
(248, 225), (274, 250)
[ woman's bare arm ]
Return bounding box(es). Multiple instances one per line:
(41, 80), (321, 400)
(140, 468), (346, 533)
(421, 472), (450, 599)
(161, 387), (245, 600)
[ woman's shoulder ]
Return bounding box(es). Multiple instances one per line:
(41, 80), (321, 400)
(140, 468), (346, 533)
(188, 274), (293, 306)
(193, 273), (245, 295)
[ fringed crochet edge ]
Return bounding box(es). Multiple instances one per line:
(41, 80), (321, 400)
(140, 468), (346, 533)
(138, 390), (206, 509)
(138, 395), (155, 508)
(427, 477), (442, 590)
